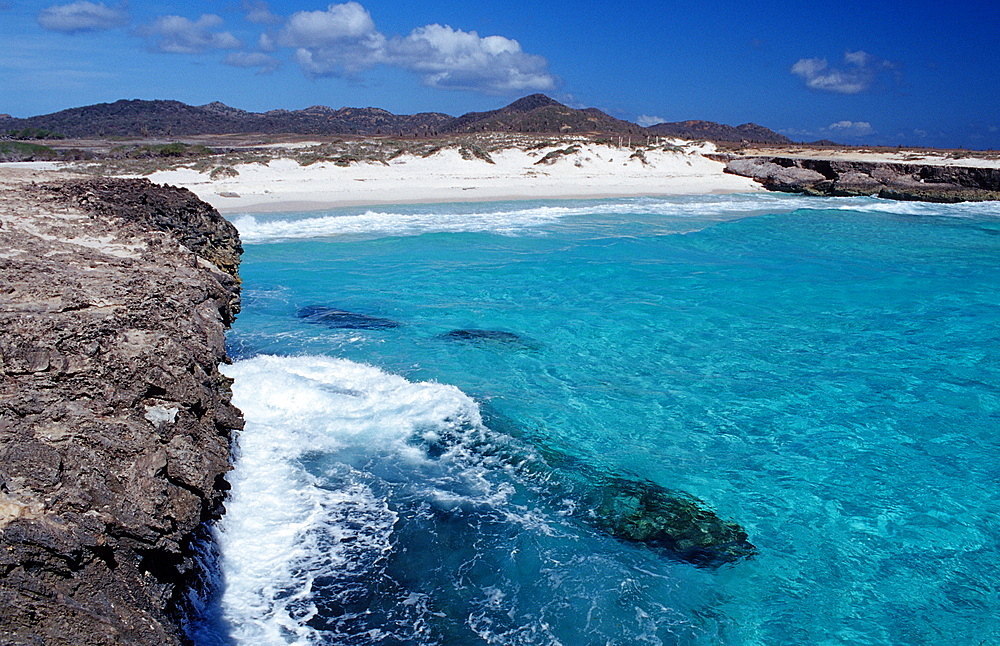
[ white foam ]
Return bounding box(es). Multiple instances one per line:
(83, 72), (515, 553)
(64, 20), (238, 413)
(232, 193), (1000, 244)
(230, 195), (823, 244)
(833, 197), (1000, 218)
(204, 355), (490, 644)
(232, 207), (568, 243)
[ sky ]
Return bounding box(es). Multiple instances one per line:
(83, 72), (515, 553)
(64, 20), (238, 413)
(2, 0), (998, 149)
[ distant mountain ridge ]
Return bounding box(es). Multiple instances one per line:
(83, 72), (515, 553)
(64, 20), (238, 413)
(646, 120), (793, 145)
(0, 94), (789, 143)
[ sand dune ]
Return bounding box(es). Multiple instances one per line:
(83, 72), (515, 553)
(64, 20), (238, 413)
(142, 140), (762, 213)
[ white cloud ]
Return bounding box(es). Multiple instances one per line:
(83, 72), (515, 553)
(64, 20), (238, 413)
(37, 1), (128, 34)
(279, 2), (379, 49)
(843, 50), (871, 66)
(386, 24), (556, 93)
(278, 2), (385, 75)
(242, 0), (281, 25)
(223, 51), (280, 74)
(258, 33), (277, 52)
(778, 127), (816, 138)
(779, 120), (877, 141)
(273, 2), (556, 93)
(827, 120), (873, 136)
(636, 115), (666, 127)
(143, 14), (241, 54)
(791, 50), (898, 94)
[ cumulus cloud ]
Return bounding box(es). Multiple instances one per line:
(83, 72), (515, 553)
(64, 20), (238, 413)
(827, 120), (873, 136)
(143, 14), (241, 54)
(386, 24), (555, 93)
(37, 1), (128, 34)
(278, 2), (385, 74)
(279, 2), (379, 48)
(636, 115), (666, 127)
(791, 50), (898, 94)
(274, 2), (556, 93)
(242, 0), (281, 25)
(223, 51), (280, 74)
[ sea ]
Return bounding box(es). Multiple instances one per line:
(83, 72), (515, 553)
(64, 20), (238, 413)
(188, 193), (1000, 646)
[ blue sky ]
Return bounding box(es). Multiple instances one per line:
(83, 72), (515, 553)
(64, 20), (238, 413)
(2, 0), (998, 149)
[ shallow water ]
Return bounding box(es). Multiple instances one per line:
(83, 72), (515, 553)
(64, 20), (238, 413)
(192, 194), (1000, 645)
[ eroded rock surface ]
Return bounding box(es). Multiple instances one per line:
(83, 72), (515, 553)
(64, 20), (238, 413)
(720, 155), (1000, 202)
(0, 170), (242, 645)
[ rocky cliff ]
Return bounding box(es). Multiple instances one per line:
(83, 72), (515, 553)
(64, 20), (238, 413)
(0, 171), (243, 645)
(717, 155), (1000, 202)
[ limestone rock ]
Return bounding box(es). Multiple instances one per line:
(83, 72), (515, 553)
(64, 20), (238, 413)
(722, 155), (1000, 202)
(0, 172), (242, 645)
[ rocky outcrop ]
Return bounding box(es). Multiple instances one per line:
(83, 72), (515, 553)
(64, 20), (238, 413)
(0, 171), (242, 645)
(719, 155), (1000, 202)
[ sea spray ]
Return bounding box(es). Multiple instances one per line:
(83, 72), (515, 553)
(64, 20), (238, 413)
(202, 355), (746, 644)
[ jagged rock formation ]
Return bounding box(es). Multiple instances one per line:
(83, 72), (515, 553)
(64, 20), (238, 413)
(720, 155), (1000, 202)
(0, 171), (243, 645)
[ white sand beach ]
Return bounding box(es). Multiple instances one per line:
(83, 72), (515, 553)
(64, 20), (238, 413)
(140, 140), (763, 213)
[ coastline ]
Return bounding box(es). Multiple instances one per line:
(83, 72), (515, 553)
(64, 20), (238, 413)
(14, 137), (1000, 214)
(0, 170), (242, 645)
(123, 141), (764, 213)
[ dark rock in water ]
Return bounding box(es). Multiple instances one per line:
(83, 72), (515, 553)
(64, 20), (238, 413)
(439, 328), (524, 343)
(420, 405), (754, 568)
(589, 476), (755, 567)
(297, 305), (399, 329)
(0, 173), (243, 645)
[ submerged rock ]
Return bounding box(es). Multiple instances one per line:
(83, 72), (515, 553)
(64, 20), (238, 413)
(416, 407), (755, 568)
(588, 476), (754, 567)
(297, 305), (400, 329)
(438, 328), (525, 343)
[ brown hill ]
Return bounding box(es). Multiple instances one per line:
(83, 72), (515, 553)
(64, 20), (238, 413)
(0, 100), (453, 138)
(444, 94), (644, 135)
(0, 95), (787, 143)
(646, 119), (792, 144)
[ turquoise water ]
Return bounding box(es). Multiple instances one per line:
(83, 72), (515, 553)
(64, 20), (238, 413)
(196, 195), (1000, 645)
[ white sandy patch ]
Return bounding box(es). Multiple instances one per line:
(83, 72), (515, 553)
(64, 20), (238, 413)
(1, 161), (73, 171)
(142, 142), (762, 214)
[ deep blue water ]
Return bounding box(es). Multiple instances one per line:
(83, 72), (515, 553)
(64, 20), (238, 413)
(193, 194), (1000, 645)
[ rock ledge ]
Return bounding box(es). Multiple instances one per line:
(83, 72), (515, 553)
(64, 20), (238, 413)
(715, 154), (1000, 202)
(0, 171), (243, 645)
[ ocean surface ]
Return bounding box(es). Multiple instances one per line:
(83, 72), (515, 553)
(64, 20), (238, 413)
(190, 194), (1000, 645)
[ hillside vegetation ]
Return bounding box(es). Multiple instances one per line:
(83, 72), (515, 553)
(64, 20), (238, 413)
(0, 94), (788, 143)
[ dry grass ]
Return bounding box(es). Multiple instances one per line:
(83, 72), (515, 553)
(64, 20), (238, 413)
(63, 132), (696, 177)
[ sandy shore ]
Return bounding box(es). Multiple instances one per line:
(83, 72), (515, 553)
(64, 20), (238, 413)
(10, 140), (996, 214)
(136, 141), (762, 213)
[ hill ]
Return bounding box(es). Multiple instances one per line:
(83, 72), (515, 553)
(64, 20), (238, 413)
(0, 99), (453, 138)
(443, 94), (645, 135)
(0, 95), (785, 143)
(645, 120), (792, 145)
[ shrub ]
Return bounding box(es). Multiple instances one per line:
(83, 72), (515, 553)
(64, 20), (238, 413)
(0, 141), (60, 161)
(3, 127), (67, 140)
(210, 165), (239, 179)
